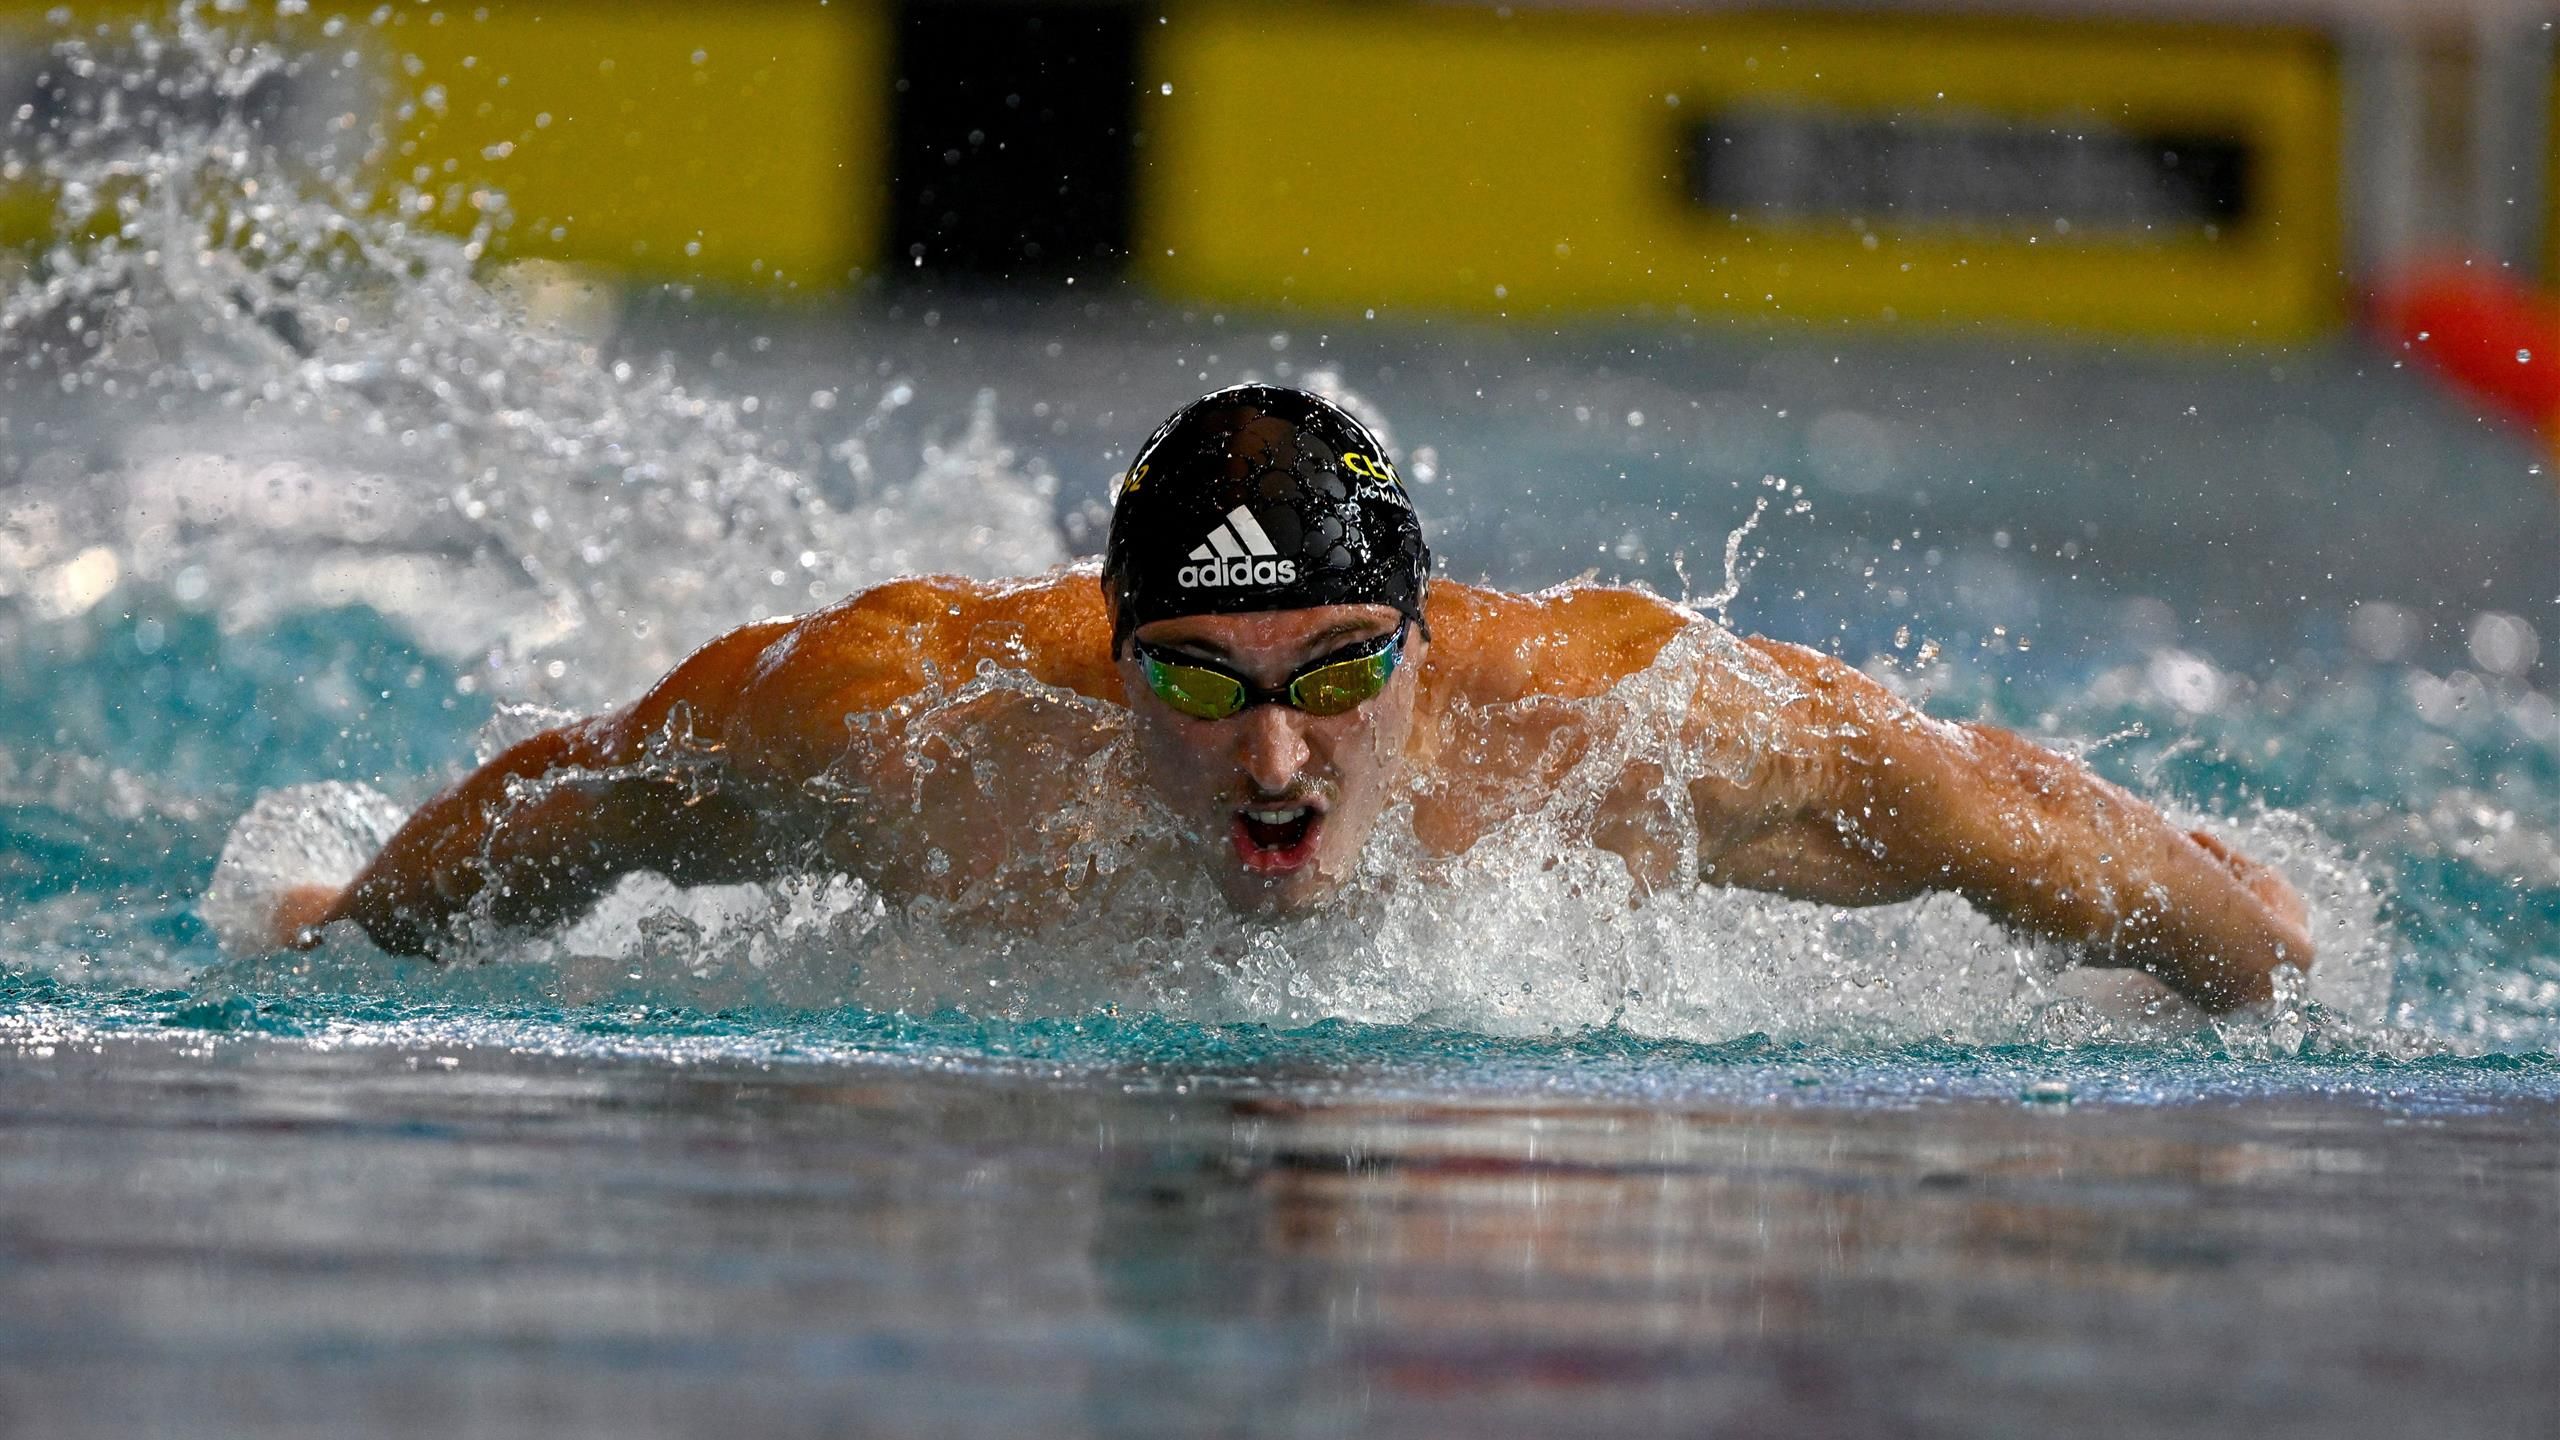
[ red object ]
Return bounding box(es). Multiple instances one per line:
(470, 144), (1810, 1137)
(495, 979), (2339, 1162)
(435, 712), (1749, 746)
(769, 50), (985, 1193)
(2370, 260), (2560, 429)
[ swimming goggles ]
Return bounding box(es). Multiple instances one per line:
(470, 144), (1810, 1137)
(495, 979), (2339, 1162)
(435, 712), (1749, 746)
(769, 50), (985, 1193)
(1136, 622), (1408, 721)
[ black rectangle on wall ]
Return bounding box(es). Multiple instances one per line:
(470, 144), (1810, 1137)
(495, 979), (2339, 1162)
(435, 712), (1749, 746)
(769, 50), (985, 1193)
(1684, 109), (2253, 239)
(889, 1), (1139, 281)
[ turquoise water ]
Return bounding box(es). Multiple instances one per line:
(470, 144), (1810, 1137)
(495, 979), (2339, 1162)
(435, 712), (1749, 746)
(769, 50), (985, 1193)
(14, 965), (2560, 1113)
(0, 11), (2556, 1433)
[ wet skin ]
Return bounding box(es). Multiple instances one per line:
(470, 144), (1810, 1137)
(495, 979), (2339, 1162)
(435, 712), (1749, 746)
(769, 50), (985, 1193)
(281, 569), (2315, 1012)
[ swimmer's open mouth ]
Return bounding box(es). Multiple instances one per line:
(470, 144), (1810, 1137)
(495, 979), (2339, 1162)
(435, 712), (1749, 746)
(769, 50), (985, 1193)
(1231, 803), (1323, 874)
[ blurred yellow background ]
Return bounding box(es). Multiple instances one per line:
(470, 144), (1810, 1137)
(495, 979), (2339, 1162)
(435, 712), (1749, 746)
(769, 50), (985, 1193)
(0, 0), (2549, 344)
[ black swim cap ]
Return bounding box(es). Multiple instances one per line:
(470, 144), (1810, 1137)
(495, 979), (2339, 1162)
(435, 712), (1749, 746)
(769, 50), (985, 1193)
(1103, 384), (1430, 652)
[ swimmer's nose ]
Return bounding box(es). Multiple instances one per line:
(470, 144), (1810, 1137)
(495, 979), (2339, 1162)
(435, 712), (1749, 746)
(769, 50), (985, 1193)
(1235, 703), (1310, 795)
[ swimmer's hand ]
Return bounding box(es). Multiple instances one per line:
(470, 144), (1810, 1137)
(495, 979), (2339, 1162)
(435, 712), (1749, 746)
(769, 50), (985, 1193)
(202, 781), (412, 957)
(271, 885), (341, 951)
(2185, 827), (2316, 970)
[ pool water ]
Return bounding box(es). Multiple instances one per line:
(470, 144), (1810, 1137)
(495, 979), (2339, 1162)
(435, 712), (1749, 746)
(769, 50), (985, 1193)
(0, 11), (2555, 1434)
(4, 1027), (2553, 1437)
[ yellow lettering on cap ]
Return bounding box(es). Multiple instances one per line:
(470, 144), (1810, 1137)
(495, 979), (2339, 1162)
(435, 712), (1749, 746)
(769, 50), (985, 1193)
(1341, 451), (1401, 488)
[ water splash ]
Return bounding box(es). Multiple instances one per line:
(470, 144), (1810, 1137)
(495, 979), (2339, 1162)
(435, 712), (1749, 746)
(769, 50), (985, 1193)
(0, 3), (1062, 709)
(198, 779), (403, 951)
(193, 608), (2398, 1060)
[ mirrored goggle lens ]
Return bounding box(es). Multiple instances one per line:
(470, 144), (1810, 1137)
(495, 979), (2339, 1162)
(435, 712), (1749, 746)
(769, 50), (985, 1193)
(1286, 649), (1395, 716)
(1143, 657), (1247, 719)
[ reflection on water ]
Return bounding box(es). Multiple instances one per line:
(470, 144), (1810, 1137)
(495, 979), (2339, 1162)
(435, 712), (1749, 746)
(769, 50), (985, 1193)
(0, 1033), (2548, 1437)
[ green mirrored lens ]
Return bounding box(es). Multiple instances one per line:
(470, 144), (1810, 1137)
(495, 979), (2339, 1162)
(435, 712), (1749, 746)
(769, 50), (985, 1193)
(1287, 650), (1393, 716)
(1138, 625), (1402, 720)
(1143, 656), (1247, 719)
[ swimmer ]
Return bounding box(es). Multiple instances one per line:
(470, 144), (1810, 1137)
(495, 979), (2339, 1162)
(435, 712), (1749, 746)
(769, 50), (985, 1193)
(265, 385), (2313, 1012)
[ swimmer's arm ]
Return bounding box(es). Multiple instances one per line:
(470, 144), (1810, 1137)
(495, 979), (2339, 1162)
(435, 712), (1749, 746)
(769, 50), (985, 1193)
(1706, 640), (2314, 1013)
(281, 621), (794, 955)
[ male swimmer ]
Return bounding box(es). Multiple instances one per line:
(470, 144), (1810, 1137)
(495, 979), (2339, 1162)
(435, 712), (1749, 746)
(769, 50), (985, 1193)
(267, 385), (2313, 1012)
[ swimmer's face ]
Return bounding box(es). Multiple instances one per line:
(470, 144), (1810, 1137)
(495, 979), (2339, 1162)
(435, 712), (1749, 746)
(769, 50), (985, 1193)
(1120, 604), (1426, 914)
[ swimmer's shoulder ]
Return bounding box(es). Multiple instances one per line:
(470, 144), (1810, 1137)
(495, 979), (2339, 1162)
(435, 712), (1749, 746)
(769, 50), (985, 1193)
(1423, 579), (1698, 704)
(716, 567), (1118, 759)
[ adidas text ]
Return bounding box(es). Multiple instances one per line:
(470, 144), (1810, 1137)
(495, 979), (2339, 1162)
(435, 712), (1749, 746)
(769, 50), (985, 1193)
(1179, 556), (1298, 588)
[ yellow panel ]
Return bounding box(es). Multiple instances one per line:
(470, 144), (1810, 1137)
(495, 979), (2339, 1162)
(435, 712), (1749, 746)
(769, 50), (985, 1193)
(1141, 6), (2342, 340)
(385, 0), (886, 288)
(2548, 56), (2560, 286)
(0, 1), (163, 247)
(0, 2), (889, 288)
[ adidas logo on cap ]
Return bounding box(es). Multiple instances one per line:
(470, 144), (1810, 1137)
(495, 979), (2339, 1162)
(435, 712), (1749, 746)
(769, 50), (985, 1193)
(1178, 506), (1299, 588)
